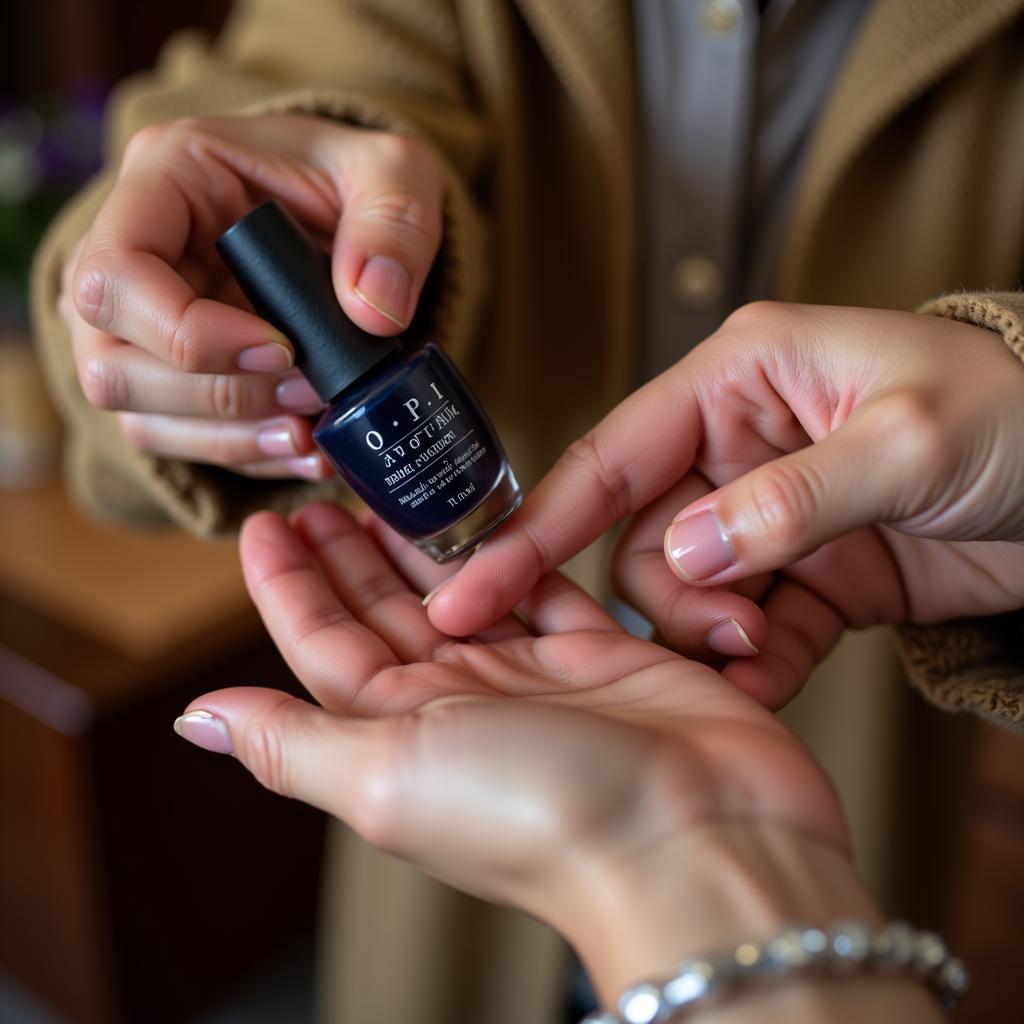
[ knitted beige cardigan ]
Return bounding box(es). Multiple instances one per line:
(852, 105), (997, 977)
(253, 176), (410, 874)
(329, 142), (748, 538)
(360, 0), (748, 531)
(30, 0), (1024, 725)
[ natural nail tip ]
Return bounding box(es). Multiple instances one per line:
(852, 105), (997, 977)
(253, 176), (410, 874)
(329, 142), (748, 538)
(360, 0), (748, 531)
(729, 618), (760, 654)
(354, 255), (413, 327)
(173, 709), (213, 734)
(706, 618), (760, 657)
(663, 525), (699, 582)
(665, 547), (699, 583)
(257, 426), (299, 458)
(173, 709), (234, 755)
(354, 285), (408, 329)
(422, 580), (450, 607)
(275, 374), (325, 412)
(288, 454), (330, 480)
(237, 340), (294, 373)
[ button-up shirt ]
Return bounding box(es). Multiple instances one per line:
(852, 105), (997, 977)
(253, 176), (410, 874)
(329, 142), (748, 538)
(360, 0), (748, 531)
(633, 0), (871, 382)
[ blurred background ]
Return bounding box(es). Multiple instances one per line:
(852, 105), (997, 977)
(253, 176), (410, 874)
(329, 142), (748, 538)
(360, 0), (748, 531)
(1, 4), (327, 1024)
(1, 2), (1022, 1023)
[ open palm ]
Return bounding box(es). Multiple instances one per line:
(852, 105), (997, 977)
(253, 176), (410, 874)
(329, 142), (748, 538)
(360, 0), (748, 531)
(187, 501), (847, 927)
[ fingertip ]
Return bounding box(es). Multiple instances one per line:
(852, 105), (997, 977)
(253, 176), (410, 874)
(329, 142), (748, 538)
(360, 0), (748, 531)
(332, 255), (413, 337)
(424, 569), (504, 636)
(706, 616), (765, 658)
(339, 290), (410, 336)
(663, 508), (737, 586)
(239, 510), (309, 590)
(356, 258), (411, 329)
(243, 506), (290, 528)
(174, 708), (234, 755)
(423, 584), (474, 636)
(259, 414), (317, 458)
(286, 454), (335, 481)
(176, 689), (322, 799)
(421, 578), (453, 610)
(72, 260), (109, 329)
(426, 580), (512, 637)
(176, 686), (294, 757)
(355, 505), (383, 533)
(276, 372), (326, 414)
(236, 339), (295, 374)
(290, 500), (359, 547)
(427, 534), (543, 635)
(241, 509), (289, 546)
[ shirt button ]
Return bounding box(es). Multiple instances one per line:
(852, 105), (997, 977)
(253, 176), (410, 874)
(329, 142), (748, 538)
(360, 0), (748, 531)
(671, 254), (723, 309)
(702, 0), (744, 36)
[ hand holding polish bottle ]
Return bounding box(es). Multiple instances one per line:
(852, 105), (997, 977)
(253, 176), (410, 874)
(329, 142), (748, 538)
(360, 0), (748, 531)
(59, 115), (448, 481)
(218, 201), (519, 561)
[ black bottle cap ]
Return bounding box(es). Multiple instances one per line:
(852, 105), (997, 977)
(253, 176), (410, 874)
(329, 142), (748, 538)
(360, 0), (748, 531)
(217, 201), (400, 403)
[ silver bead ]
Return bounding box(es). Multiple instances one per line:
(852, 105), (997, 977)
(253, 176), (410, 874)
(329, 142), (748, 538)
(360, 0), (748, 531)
(663, 959), (715, 1008)
(765, 925), (826, 972)
(828, 920), (872, 970)
(731, 940), (765, 974)
(912, 931), (948, 977)
(766, 929), (806, 971)
(619, 982), (664, 1024)
(587, 920), (968, 1024)
(936, 957), (970, 1007)
(873, 922), (915, 970)
(800, 926), (829, 959)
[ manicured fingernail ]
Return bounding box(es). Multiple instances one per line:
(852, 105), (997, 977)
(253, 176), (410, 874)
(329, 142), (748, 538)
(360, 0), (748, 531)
(288, 454), (331, 480)
(707, 618), (759, 656)
(276, 375), (325, 412)
(173, 710), (233, 755)
(355, 256), (411, 328)
(665, 511), (736, 582)
(237, 341), (294, 373)
(422, 579), (451, 607)
(257, 423), (299, 458)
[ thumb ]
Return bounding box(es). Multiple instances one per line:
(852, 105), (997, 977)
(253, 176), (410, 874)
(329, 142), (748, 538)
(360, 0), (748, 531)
(331, 141), (444, 334)
(664, 401), (909, 584)
(173, 688), (396, 841)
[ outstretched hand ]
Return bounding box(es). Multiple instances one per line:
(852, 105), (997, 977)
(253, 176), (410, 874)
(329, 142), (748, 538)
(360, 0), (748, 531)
(425, 303), (1024, 708)
(175, 501), (845, 948)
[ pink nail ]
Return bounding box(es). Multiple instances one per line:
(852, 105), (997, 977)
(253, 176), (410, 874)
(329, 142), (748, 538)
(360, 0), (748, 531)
(288, 454), (331, 480)
(707, 618), (759, 656)
(276, 375), (325, 412)
(257, 423), (298, 458)
(173, 710), (233, 755)
(665, 511), (736, 582)
(355, 256), (411, 327)
(237, 341), (294, 373)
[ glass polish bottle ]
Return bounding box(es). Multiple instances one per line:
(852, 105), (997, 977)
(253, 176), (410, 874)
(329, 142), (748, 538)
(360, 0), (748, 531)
(217, 201), (521, 562)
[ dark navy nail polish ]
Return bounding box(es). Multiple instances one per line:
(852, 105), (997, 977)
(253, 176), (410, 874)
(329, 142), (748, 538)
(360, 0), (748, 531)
(217, 201), (520, 562)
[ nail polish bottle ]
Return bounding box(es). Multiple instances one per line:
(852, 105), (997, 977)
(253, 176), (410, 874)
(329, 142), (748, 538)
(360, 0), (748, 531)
(217, 201), (521, 562)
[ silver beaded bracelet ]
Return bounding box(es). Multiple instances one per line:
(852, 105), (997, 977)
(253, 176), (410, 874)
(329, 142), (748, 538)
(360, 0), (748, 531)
(581, 920), (969, 1024)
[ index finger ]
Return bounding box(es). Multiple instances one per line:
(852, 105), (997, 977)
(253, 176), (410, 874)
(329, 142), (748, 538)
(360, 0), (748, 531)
(74, 164), (292, 374)
(426, 369), (705, 636)
(240, 510), (400, 712)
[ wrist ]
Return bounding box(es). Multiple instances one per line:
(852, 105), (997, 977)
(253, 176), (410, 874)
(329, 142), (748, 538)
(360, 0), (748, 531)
(555, 820), (880, 1004)
(558, 820), (944, 1021)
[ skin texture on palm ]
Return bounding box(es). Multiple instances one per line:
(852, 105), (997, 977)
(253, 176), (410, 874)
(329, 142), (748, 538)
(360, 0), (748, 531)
(425, 303), (1024, 709)
(178, 503), (947, 1020)
(185, 501), (846, 924)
